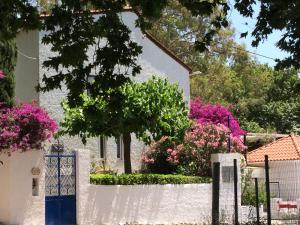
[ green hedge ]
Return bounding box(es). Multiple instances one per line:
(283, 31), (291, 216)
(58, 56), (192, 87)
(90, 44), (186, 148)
(90, 173), (211, 185)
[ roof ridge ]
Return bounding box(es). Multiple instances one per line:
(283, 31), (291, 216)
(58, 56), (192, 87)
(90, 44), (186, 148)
(291, 134), (300, 157)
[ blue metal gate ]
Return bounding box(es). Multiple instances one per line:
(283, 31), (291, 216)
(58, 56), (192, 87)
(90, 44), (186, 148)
(45, 153), (76, 225)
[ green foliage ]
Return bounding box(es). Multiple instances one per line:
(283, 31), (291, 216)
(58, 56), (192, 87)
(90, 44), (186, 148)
(0, 1), (40, 39)
(90, 173), (211, 185)
(242, 69), (300, 134)
(39, 0), (143, 107)
(234, 0), (300, 69)
(150, 0), (242, 73)
(0, 40), (17, 106)
(60, 77), (189, 143)
(121, 77), (190, 143)
(241, 169), (267, 206)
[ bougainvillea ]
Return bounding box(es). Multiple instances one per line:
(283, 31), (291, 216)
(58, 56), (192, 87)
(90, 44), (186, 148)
(190, 98), (246, 137)
(0, 102), (58, 151)
(142, 123), (246, 176)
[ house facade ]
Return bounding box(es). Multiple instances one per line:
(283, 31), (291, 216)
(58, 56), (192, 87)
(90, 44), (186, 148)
(15, 11), (191, 173)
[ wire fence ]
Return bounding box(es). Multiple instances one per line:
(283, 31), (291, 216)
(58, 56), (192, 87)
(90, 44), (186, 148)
(212, 154), (300, 225)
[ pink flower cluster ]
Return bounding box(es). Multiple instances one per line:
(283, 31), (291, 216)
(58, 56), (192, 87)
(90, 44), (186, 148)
(168, 123), (246, 175)
(189, 98), (246, 137)
(182, 123), (246, 153)
(0, 102), (58, 151)
(166, 148), (179, 164)
(141, 136), (170, 165)
(0, 70), (5, 80)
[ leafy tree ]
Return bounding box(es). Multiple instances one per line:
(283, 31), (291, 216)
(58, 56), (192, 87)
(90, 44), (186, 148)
(2, 0), (300, 71)
(60, 77), (190, 173)
(0, 40), (17, 107)
(240, 69), (300, 134)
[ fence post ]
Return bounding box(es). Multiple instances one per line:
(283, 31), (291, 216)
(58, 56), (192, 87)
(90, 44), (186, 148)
(212, 162), (220, 225)
(233, 159), (239, 225)
(255, 178), (260, 225)
(265, 155), (271, 225)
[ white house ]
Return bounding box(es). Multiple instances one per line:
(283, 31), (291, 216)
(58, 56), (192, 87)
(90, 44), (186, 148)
(15, 11), (192, 173)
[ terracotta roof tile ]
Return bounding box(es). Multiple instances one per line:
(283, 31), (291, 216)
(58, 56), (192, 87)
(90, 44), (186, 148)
(247, 134), (300, 163)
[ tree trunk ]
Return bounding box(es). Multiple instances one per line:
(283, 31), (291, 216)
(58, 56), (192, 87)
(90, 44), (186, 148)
(123, 133), (132, 174)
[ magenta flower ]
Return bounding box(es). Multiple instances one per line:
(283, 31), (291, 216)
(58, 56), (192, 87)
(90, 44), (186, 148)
(0, 102), (58, 151)
(0, 70), (5, 80)
(190, 98), (246, 137)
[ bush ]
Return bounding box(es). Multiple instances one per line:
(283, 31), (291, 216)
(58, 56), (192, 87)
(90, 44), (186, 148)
(190, 98), (245, 137)
(0, 102), (58, 151)
(242, 169), (267, 206)
(142, 123), (246, 177)
(90, 173), (211, 185)
(141, 136), (178, 174)
(172, 123), (246, 176)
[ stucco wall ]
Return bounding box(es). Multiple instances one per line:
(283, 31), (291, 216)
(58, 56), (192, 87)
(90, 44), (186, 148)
(0, 150), (45, 225)
(77, 151), (242, 225)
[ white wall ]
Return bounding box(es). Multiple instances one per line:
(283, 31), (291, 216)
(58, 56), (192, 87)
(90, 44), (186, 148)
(269, 160), (300, 200)
(77, 151), (242, 225)
(0, 150), (45, 225)
(15, 30), (40, 103)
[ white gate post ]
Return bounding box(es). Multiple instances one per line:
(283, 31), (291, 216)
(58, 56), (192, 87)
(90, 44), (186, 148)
(75, 149), (91, 225)
(211, 153), (242, 223)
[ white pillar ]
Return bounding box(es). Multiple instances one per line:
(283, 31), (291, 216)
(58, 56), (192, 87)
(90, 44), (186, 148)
(211, 153), (242, 223)
(75, 149), (91, 225)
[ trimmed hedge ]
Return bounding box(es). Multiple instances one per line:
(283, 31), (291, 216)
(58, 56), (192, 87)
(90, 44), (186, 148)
(90, 173), (211, 185)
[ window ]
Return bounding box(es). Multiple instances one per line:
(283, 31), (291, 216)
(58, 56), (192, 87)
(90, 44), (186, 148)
(222, 166), (234, 183)
(116, 136), (123, 159)
(98, 136), (106, 159)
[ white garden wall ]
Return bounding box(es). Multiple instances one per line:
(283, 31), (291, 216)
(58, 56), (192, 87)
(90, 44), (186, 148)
(77, 151), (242, 225)
(0, 150), (45, 225)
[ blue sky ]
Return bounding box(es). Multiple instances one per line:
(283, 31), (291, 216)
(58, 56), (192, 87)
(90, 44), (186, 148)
(229, 5), (289, 67)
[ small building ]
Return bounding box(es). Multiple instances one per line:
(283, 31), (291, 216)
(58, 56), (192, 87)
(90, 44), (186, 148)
(247, 134), (300, 200)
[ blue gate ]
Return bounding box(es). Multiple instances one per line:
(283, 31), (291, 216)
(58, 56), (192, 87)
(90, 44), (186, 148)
(45, 153), (76, 225)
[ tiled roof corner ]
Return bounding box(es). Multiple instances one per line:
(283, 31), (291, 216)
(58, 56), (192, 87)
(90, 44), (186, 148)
(247, 134), (300, 164)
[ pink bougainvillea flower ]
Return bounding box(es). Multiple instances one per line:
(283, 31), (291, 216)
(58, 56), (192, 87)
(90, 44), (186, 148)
(0, 70), (5, 80)
(189, 98), (246, 137)
(0, 102), (58, 151)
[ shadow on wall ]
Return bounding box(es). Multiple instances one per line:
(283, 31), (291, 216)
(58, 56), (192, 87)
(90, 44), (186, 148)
(81, 184), (212, 225)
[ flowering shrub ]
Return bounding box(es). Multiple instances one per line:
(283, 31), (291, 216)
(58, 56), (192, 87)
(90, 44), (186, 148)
(172, 123), (246, 176)
(190, 98), (245, 137)
(0, 70), (5, 79)
(0, 102), (58, 151)
(142, 123), (246, 176)
(141, 136), (178, 174)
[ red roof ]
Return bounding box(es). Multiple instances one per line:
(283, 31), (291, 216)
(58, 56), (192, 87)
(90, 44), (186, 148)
(247, 134), (300, 164)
